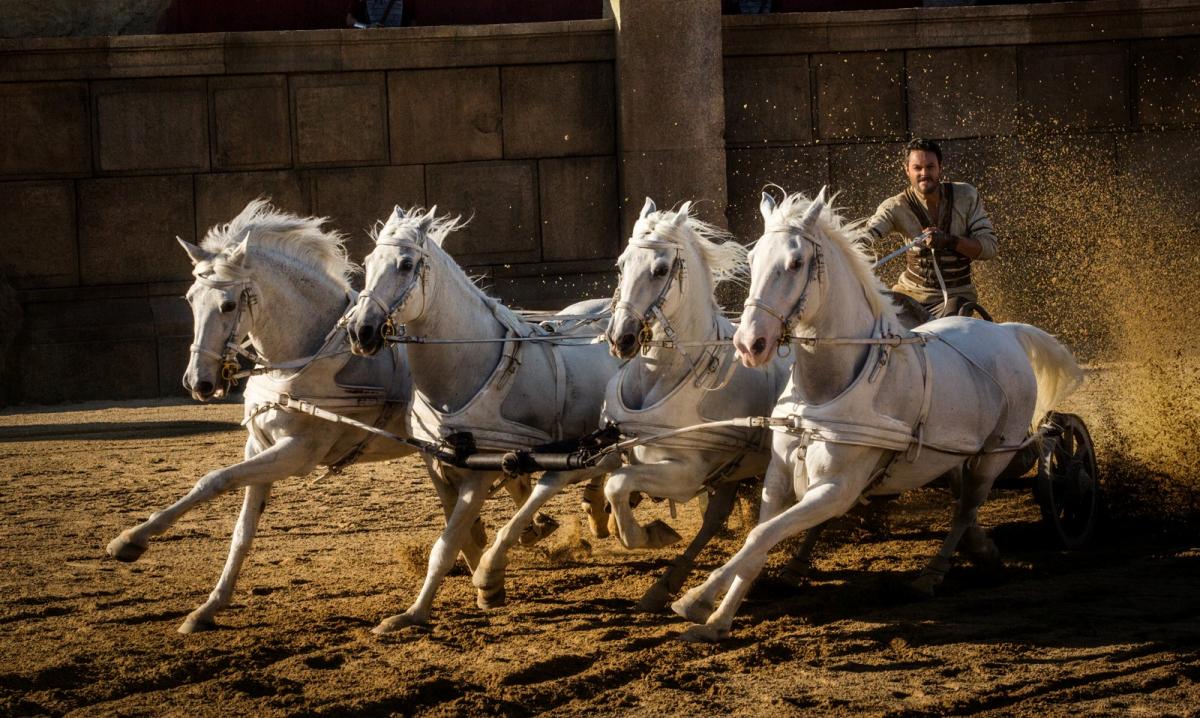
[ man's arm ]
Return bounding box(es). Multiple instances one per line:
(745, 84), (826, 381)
(924, 191), (998, 259)
(858, 200), (897, 247)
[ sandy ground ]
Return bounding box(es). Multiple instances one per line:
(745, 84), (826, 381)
(1, 392), (1199, 717)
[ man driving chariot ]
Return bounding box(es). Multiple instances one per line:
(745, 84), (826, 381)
(861, 139), (999, 318)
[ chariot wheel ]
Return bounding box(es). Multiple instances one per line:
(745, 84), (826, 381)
(1033, 412), (1102, 549)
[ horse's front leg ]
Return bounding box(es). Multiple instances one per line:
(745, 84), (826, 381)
(636, 480), (740, 613)
(604, 460), (698, 550)
(374, 470), (494, 634)
(674, 444), (873, 641)
(500, 474), (560, 547)
(107, 435), (318, 562)
(473, 459), (615, 609)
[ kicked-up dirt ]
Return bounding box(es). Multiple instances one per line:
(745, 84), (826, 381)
(1, 394), (1198, 717)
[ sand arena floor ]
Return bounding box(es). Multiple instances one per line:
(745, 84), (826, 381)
(1, 380), (1198, 716)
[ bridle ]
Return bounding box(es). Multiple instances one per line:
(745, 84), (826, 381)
(742, 227), (825, 355)
(188, 271), (260, 390)
(610, 240), (687, 354)
(345, 238), (432, 340)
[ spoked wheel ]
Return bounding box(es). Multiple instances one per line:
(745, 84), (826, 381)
(1033, 412), (1102, 549)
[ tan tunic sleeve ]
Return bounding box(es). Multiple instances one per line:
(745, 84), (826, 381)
(962, 190), (998, 260)
(860, 197), (900, 243)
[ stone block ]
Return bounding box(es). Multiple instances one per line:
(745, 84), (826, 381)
(195, 171), (310, 242)
(425, 161), (540, 265)
(1118, 130), (1200, 220)
(618, 148), (728, 237)
(814, 52), (905, 141)
(387, 67), (502, 164)
(501, 62), (615, 159)
(210, 75), (292, 170)
(489, 271), (618, 310)
(827, 142), (907, 221)
(93, 78), (210, 173)
(0, 82), (91, 177)
(538, 157), (620, 262)
(1018, 44), (1130, 131)
(726, 145), (828, 242)
(225, 30), (344, 75)
(78, 175), (195, 285)
(907, 47), (1018, 139)
(311, 165), (426, 262)
(17, 339), (159, 403)
(151, 294), (192, 396)
(724, 55), (812, 145)
(0, 181), (78, 289)
(1135, 39), (1200, 128)
(291, 72), (388, 166)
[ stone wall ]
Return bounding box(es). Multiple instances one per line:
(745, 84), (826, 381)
(0, 22), (618, 403)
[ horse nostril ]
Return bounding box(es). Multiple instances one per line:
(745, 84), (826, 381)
(195, 380), (214, 396)
(751, 337), (767, 355)
(360, 324), (375, 342)
(617, 333), (636, 352)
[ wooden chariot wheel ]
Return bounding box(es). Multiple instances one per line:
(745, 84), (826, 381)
(1033, 412), (1102, 549)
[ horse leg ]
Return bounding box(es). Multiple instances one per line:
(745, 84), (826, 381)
(179, 483), (271, 633)
(425, 460), (486, 572)
(636, 481), (739, 613)
(107, 436), (315, 562)
(580, 475), (610, 539)
(911, 456), (1006, 596)
(374, 471), (493, 633)
(474, 461), (613, 609)
(501, 474), (560, 547)
(604, 463), (688, 550)
(778, 521), (828, 586)
(674, 460), (866, 642)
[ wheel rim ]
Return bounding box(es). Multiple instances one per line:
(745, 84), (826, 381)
(1039, 414), (1100, 547)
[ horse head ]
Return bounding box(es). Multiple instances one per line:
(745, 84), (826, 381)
(179, 233), (252, 401)
(734, 187), (827, 368)
(606, 198), (692, 359)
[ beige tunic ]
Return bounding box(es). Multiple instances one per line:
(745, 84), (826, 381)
(861, 181), (998, 304)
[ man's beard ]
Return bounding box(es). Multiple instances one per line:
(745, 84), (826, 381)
(916, 177), (939, 195)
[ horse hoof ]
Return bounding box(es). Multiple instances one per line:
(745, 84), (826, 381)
(372, 612), (425, 635)
(678, 624), (728, 643)
(635, 583), (672, 613)
(778, 566), (810, 588)
(106, 534), (148, 563)
(476, 586), (507, 610)
(671, 591), (714, 624)
(906, 574), (940, 599)
(519, 514), (560, 546)
(643, 520), (683, 549)
(178, 614), (217, 634)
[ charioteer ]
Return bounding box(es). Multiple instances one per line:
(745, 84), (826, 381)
(860, 138), (999, 317)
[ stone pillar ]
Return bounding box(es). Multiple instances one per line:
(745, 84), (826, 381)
(608, 0), (728, 235)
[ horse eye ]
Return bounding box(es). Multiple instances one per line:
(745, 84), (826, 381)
(787, 257), (803, 272)
(399, 257), (415, 271)
(651, 263), (669, 278)
(219, 300), (237, 314)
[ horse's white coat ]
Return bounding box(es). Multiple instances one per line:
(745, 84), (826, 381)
(672, 189), (1083, 641)
(107, 200), (430, 633)
(593, 199), (792, 608)
(345, 207), (622, 628)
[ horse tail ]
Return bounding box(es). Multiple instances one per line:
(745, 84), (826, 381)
(1004, 323), (1084, 431)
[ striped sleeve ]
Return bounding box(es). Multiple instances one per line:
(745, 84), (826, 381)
(964, 191), (998, 260)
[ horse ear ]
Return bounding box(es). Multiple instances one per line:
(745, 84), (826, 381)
(639, 197), (656, 219)
(225, 232), (251, 267)
(392, 205), (404, 221)
(416, 205), (437, 241)
(800, 186), (827, 228)
(177, 237), (213, 266)
(759, 192), (777, 222)
(673, 201), (692, 226)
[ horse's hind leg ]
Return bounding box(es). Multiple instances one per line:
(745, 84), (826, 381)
(911, 456), (1006, 596)
(501, 475), (559, 546)
(374, 471), (493, 634)
(580, 476), (609, 539)
(179, 483), (271, 633)
(637, 481), (739, 613)
(107, 436), (314, 563)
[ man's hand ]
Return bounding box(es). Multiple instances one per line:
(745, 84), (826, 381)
(922, 227), (958, 252)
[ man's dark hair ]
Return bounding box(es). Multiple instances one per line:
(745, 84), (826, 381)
(904, 138), (942, 164)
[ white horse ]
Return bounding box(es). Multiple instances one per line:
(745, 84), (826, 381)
(671, 189), (1083, 641)
(600, 198), (790, 610)
(345, 207), (622, 630)
(105, 201), (462, 633)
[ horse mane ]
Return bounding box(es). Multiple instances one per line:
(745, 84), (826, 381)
(774, 191), (899, 325)
(629, 205), (748, 286)
(201, 198), (356, 289)
(376, 206), (517, 319)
